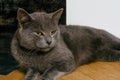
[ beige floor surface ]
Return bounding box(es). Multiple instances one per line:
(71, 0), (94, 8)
(0, 62), (120, 80)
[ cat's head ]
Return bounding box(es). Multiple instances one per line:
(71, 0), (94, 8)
(17, 8), (63, 52)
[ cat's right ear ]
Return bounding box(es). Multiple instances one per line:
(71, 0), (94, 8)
(17, 8), (34, 27)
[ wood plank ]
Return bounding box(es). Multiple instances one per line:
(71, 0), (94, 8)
(0, 62), (120, 80)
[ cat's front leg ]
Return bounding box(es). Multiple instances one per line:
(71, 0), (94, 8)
(24, 68), (39, 80)
(38, 68), (67, 80)
(37, 67), (67, 80)
(37, 60), (76, 80)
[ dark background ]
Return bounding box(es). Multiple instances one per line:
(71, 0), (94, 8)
(0, 0), (66, 75)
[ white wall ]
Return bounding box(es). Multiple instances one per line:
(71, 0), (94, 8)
(67, 0), (120, 38)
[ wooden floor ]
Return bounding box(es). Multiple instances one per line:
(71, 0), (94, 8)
(0, 62), (120, 80)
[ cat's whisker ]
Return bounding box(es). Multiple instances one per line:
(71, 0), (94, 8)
(24, 49), (34, 55)
(25, 49), (35, 55)
(32, 50), (39, 55)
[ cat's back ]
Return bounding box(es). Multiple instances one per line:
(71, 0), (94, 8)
(60, 25), (120, 54)
(60, 25), (120, 42)
(60, 25), (101, 40)
(60, 25), (98, 34)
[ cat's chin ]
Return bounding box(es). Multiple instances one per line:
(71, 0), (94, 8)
(38, 45), (55, 52)
(39, 47), (52, 52)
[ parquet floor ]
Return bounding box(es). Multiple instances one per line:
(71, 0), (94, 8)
(0, 62), (120, 80)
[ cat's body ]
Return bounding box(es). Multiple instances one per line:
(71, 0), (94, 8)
(12, 28), (75, 73)
(11, 8), (120, 80)
(60, 25), (120, 64)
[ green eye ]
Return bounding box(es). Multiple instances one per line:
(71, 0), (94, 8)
(51, 30), (56, 35)
(37, 32), (43, 36)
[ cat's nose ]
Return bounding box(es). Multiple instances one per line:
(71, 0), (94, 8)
(47, 40), (52, 45)
(46, 36), (52, 45)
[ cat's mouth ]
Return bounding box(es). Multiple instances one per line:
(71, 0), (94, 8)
(37, 45), (55, 52)
(38, 47), (52, 52)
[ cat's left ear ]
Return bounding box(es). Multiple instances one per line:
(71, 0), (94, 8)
(17, 8), (34, 25)
(51, 8), (64, 24)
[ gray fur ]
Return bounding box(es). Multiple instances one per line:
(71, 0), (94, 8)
(11, 8), (120, 80)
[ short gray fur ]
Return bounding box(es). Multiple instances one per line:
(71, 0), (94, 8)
(11, 8), (120, 80)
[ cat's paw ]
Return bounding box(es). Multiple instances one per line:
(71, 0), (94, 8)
(37, 77), (50, 80)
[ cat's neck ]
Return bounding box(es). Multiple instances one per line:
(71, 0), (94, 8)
(18, 44), (56, 56)
(19, 45), (42, 55)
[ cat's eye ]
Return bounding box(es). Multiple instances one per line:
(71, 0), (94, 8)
(37, 32), (43, 36)
(51, 30), (57, 35)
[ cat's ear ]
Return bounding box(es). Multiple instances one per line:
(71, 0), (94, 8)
(52, 8), (63, 24)
(17, 8), (34, 26)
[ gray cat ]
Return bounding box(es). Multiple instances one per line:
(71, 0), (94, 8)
(11, 8), (120, 80)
